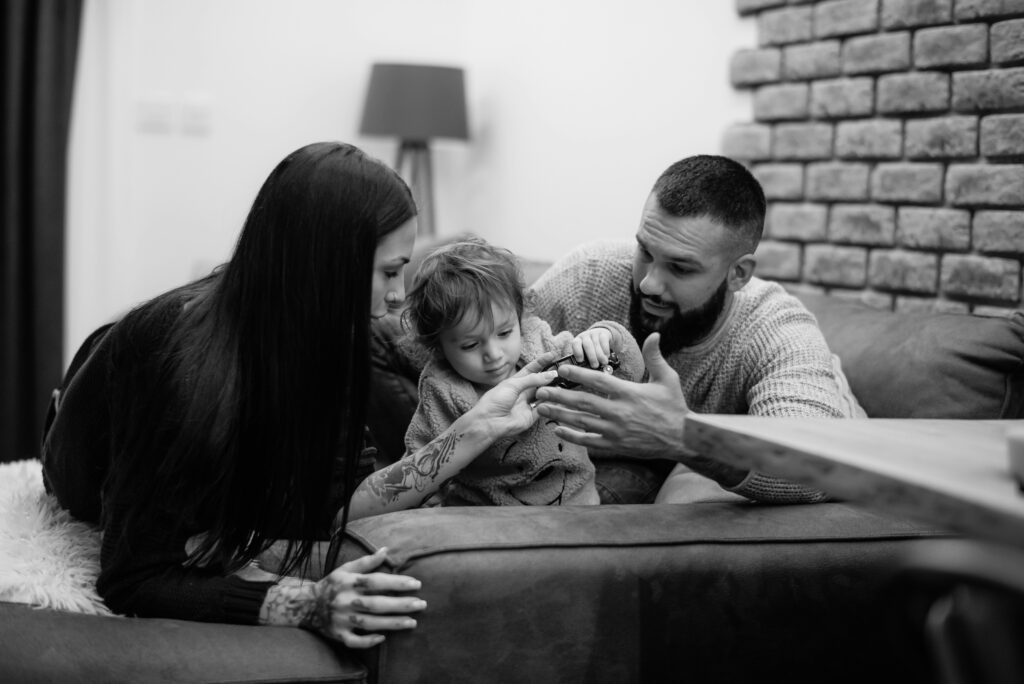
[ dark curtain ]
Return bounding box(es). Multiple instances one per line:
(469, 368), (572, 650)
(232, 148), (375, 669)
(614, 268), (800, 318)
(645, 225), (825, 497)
(1, 0), (84, 462)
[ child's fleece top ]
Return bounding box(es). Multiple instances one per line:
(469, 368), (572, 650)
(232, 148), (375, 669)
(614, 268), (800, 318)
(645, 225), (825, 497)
(404, 314), (644, 506)
(531, 239), (866, 504)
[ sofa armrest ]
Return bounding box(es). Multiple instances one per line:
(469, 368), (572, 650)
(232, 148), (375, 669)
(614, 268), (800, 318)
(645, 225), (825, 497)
(0, 601), (367, 684)
(335, 503), (945, 684)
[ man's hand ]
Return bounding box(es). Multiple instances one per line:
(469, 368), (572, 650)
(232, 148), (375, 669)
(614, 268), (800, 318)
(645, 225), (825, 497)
(535, 333), (689, 458)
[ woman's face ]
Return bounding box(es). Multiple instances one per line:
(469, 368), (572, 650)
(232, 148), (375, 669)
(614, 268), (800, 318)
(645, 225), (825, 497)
(370, 218), (417, 318)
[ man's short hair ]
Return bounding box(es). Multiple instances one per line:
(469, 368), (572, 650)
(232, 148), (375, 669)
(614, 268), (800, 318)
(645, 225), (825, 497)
(652, 155), (766, 252)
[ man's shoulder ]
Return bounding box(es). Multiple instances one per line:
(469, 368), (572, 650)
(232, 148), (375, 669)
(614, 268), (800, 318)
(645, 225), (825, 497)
(729, 278), (825, 343)
(537, 239), (633, 282)
(532, 240), (634, 331)
(736, 277), (815, 320)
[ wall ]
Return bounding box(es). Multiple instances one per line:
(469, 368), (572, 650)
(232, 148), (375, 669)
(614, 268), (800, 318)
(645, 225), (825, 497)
(65, 0), (754, 357)
(724, 0), (1024, 316)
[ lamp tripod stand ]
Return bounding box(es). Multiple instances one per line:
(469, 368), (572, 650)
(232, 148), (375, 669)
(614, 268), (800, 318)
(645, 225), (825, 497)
(395, 140), (435, 237)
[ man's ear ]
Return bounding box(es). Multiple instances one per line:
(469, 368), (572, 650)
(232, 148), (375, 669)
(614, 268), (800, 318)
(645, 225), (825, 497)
(727, 253), (756, 292)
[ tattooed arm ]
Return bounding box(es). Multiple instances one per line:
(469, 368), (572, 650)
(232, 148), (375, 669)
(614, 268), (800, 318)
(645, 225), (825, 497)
(346, 358), (560, 521)
(259, 548), (425, 648)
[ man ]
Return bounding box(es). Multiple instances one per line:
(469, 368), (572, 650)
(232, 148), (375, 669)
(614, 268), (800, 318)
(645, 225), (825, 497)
(532, 155), (863, 504)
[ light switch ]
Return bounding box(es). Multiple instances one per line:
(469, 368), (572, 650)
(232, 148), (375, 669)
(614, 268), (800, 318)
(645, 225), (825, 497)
(136, 94), (175, 134)
(181, 94), (212, 136)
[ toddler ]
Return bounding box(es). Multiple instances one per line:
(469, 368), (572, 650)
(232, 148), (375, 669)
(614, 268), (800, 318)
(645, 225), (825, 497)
(403, 238), (643, 506)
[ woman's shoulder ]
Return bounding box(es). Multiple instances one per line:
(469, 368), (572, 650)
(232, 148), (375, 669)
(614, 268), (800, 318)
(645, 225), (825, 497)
(113, 279), (212, 347)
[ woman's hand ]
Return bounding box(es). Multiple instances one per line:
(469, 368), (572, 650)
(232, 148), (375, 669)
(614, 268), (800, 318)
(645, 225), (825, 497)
(307, 548), (425, 648)
(468, 352), (559, 441)
(261, 547), (425, 648)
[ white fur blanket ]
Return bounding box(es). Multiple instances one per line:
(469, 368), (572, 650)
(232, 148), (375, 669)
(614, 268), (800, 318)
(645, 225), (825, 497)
(0, 459), (113, 615)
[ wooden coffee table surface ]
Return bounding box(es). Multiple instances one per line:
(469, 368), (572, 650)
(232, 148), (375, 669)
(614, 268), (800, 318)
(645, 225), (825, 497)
(683, 415), (1024, 547)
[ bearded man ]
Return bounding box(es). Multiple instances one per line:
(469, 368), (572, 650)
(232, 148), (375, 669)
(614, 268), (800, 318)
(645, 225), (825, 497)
(532, 155), (864, 504)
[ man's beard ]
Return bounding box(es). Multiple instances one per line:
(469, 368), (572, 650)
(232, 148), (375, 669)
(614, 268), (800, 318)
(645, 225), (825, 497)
(628, 278), (729, 356)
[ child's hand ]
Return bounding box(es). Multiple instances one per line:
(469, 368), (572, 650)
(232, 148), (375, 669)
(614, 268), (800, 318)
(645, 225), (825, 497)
(571, 327), (613, 368)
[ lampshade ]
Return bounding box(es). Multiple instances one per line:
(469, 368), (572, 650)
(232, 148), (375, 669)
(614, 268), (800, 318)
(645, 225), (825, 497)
(359, 63), (469, 143)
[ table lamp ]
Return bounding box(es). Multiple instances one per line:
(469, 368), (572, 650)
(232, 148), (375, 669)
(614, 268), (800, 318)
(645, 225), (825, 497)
(359, 63), (469, 236)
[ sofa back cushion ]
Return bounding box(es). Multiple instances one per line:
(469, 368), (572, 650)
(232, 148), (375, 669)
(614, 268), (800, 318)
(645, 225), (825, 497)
(797, 293), (1024, 419)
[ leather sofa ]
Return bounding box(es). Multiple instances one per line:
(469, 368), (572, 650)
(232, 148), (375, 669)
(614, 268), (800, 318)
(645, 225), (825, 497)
(2, 276), (1021, 683)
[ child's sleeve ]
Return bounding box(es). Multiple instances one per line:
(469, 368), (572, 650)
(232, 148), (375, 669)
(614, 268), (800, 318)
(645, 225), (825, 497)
(519, 315), (574, 362)
(586, 320), (646, 383)
(402, 367), (471, 456)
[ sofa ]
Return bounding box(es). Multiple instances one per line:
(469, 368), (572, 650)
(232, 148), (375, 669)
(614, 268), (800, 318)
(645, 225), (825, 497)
(2, 267), (1022, 683)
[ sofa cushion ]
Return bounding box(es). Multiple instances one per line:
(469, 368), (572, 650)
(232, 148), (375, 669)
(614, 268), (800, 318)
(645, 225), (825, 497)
(333, 503), (944, 684)
(797, 293), (1024, 419)
(0, 601), (367, 684)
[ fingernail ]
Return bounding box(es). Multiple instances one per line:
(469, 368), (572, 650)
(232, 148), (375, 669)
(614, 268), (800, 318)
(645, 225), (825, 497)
(405, 579), (421, 590)
(413, 600), (427, 610)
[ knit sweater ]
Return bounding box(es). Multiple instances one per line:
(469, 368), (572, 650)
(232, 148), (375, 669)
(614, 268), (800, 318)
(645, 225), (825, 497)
(404, 314), (644, 506)
(531, 239), (865, 503)
(41, 287), (374, 622)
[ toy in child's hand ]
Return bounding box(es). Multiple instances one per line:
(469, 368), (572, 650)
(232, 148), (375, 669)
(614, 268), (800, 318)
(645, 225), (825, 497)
(544, 351), (621, 390)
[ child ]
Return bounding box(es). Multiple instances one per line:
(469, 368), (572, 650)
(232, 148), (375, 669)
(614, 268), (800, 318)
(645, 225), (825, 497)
(402, 238), (644, 506)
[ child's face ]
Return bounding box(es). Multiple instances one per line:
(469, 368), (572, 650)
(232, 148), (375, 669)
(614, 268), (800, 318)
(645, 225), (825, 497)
(439, 301), (522, 388)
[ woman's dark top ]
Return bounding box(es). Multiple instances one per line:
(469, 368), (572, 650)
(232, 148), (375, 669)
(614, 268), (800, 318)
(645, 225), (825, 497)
(41, 290), (376, 623)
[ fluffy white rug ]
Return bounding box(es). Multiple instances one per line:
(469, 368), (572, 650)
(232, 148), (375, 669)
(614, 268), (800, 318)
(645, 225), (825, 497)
(0, 459), (114, 615)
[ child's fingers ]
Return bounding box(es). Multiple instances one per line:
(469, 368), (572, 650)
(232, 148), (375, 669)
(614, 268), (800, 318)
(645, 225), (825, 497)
(582, 334), (608, 368)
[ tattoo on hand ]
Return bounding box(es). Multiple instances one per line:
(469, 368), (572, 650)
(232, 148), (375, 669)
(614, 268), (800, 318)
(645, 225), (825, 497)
(301, 580), (339, 633)
(365, 430), (461, 504)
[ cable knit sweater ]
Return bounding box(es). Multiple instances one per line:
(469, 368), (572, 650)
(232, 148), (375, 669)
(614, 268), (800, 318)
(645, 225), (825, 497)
(531, 239), (865, 504)
(404, 314), (644, 506)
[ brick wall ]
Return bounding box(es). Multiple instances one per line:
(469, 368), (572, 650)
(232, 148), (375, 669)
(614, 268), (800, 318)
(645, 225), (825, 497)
(723, 0), (1024, 315)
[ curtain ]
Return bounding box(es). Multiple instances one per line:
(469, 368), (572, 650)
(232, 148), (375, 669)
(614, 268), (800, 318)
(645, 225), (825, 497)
(1, 0), (84, 462)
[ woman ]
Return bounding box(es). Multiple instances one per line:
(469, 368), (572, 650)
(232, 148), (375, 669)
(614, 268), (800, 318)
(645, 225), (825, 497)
(42, 142), (557, 648)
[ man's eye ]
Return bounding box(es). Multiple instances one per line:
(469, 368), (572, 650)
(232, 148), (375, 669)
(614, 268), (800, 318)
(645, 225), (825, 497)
(384, 271), (399, 279)
(669, 264), (690, 275)
(638, 247), (652, 262)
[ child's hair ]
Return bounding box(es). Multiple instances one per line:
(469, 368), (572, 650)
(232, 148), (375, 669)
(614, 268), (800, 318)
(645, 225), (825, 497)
(405, 237), (527, 353)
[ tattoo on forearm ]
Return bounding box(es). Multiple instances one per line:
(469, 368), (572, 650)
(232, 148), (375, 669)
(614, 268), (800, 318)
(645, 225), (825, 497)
(260, 578), (313, 626)
(365, 430), (461, 504)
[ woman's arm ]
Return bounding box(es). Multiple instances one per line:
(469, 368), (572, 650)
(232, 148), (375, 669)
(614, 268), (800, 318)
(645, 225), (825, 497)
(346, 359), (559, 521)
(258, 548), (424, 648)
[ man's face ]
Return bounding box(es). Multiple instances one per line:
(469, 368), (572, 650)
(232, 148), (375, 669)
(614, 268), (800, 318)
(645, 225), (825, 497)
(629, 194), (738, 352)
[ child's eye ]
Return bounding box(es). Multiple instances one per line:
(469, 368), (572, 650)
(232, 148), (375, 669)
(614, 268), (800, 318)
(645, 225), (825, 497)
(497, 329), (513, 338)
(384, 271), (399, 279)
(460, 342), (477, 351)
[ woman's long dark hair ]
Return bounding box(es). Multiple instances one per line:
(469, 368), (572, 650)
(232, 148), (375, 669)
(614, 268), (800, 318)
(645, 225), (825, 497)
(104, 142), (415, 575)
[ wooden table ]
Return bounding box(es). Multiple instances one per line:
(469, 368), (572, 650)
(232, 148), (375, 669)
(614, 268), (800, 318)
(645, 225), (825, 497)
(683, 415), (1024, 548)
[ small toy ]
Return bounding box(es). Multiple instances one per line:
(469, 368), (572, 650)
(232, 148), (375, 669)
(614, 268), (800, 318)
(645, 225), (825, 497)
(544, 351), (621, 390)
